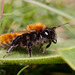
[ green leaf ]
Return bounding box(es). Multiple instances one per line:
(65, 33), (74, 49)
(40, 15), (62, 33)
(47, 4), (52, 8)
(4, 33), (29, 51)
(0, 39), (75, 65)
(56, 46), (75, 70)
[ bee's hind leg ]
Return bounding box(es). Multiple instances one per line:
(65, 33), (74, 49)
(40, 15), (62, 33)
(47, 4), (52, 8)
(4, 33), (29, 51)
(3, 45), (18, 58)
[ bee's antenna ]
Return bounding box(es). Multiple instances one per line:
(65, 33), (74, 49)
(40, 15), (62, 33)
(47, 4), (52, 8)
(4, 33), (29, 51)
(56, 22), (69, 28)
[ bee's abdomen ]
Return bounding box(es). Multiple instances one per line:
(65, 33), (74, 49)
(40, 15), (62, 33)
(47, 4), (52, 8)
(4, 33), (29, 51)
(0, 33), (22, 48)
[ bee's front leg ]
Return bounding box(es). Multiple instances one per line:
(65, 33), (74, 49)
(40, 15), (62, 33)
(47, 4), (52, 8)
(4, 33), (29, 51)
(42, 41), (52, 54)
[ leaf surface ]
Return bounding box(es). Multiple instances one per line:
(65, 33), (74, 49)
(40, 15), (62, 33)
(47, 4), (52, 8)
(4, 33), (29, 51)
(56, 46), (75, 70)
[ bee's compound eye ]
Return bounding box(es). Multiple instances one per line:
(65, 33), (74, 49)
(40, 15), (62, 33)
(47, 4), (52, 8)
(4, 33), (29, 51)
(45, 31), (48, 35)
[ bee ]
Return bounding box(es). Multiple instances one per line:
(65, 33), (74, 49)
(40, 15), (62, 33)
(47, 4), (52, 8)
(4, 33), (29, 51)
(0, 22), (69, 58)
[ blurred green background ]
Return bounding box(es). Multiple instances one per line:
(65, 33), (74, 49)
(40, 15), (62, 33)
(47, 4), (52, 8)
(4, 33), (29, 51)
(0, 0), (75, 75)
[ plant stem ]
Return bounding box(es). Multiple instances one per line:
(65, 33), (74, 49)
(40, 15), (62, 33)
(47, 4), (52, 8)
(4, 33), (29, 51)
(17, 65), (29, 75)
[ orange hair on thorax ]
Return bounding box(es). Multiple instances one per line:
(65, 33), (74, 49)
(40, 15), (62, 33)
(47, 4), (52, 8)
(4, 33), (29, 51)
(26, 23), (46, 32)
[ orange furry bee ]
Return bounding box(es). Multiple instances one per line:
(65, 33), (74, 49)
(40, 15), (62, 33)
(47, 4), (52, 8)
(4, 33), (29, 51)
(0, 23), (69, 58)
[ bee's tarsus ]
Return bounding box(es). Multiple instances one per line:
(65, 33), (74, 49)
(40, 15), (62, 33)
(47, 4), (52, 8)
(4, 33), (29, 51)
(42, 42), (51, 53)
(28, 48), (32, 57)
(3, 53), (8, 58)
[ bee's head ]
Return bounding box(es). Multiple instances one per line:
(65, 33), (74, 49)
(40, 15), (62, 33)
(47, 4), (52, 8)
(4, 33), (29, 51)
(43, 22), (69, 43)
(44, 27), (57, 43)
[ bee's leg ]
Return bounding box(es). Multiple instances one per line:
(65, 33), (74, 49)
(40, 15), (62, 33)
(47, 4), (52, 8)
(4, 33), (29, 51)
(3, 45), (18, 58)
(42, 42), (51, 54)
(40, 44), (43, 51)
(28, 42), (32, 57)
